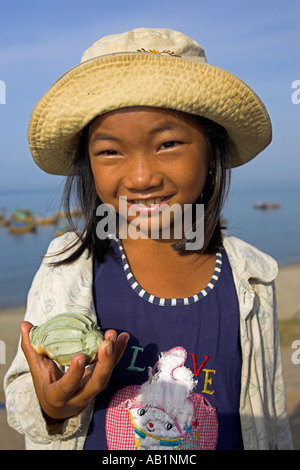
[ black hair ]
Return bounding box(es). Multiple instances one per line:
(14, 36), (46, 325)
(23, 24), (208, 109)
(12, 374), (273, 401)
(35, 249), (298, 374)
(51, 113), (231, 266)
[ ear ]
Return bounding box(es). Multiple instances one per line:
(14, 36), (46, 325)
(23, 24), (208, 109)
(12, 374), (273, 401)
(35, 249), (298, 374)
(208, 161), (215, 175)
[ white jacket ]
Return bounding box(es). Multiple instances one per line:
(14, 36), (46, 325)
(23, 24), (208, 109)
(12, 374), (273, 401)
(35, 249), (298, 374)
(4, 234), (293, 450)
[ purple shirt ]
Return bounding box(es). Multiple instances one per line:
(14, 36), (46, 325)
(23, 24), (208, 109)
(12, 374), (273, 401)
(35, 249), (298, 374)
(84, 238), (243, 450)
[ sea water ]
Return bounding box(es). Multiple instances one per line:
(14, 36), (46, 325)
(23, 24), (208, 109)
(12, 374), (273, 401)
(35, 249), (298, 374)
(0, 179), (299, 309)
(223, 177), (300, 265)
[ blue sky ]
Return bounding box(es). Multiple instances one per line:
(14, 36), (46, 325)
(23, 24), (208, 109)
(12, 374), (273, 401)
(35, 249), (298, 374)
(0, 0), (299, 191)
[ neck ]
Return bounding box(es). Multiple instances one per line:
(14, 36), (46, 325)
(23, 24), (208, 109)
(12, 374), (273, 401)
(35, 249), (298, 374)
(121, 234), (183, 259)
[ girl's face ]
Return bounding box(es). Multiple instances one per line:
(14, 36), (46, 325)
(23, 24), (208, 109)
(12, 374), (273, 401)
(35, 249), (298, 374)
(88, 107), (208, 238)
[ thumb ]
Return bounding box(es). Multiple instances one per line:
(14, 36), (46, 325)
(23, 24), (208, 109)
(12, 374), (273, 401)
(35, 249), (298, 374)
(20, 321), (40, 365)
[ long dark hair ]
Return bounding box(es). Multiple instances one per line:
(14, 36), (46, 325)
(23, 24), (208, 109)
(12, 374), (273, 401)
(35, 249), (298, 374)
(51, 114), (231, 266)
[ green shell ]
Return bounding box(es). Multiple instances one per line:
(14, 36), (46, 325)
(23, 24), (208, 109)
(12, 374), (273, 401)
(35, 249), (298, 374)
(29, 313), (104, 366)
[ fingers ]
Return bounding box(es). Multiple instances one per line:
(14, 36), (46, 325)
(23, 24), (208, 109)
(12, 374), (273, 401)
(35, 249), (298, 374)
(45, 331), (129, 408)
(75, 331), (130, 401)
(99, 329), (130, 367)
(114, 332), (130, 366)
(20, 321), (62, 378)
(80, 336), (120, 395)
(20, 321), (41, 366)
(20, 321), (130, 420)
(20, 321), (33, 348)
(47, 353), (87, 406)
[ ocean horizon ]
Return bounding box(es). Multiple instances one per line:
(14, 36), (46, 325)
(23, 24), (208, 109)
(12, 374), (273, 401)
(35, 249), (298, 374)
(0, 178), (299, 310)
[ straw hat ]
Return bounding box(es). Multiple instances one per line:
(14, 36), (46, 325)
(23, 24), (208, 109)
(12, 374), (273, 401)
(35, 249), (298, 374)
(28, 28), (272, 175)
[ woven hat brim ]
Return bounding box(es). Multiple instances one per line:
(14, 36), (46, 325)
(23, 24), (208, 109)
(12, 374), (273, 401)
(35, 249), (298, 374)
(28, 53), (272, 175)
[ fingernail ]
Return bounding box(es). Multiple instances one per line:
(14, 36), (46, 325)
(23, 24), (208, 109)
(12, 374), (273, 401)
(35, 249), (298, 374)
(78, 357), (86, 367)
(106, 342), (113, 356)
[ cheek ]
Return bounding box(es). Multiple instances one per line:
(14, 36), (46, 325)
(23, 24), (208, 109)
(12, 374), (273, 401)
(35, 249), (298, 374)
(180, 145), (208, 188)
(180, 162), (208, 199)
(91, 167), (117, 202)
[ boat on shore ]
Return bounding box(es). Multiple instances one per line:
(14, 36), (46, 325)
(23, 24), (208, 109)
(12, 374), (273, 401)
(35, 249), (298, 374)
(35, 213), (58, 225)
(55, 221), (72, 237)
(0, 207), (9, 226)
(9, 221), (36, 234)
(55, 210), (67, 218)
(55, 208), (82, 218)
(70, 208), (82, 217)
(253, 202), (282, 210)
(9, 208), (36, 234)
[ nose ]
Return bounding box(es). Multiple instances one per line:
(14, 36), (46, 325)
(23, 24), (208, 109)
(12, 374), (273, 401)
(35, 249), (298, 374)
(123, 154), (163, 191)
(148, 422), (154, 428)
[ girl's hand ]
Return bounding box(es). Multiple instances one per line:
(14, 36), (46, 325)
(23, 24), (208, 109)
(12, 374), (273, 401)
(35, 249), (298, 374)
(20, 321), (129, 421)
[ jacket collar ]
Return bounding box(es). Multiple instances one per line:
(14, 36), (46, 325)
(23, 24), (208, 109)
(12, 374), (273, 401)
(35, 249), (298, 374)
(53, 232), (278, 290)
(223, 235), (278, 284)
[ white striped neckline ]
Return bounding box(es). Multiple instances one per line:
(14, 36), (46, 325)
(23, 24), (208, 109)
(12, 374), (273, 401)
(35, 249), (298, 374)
(110, 236), (222, 306)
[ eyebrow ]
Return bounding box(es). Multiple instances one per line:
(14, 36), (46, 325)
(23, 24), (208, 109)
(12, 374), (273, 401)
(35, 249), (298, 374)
(89, 133), (122, 144)
(148, 122), (184, 135)
(89, 121), (184, 144)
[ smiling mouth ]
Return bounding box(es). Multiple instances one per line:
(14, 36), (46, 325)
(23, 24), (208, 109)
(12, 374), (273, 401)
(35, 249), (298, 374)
(128, 196), (171, 206)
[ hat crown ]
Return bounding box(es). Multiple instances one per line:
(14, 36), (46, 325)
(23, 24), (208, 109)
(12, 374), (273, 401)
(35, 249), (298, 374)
(28, 27), (272, 175)
(81, 28), (207, 64)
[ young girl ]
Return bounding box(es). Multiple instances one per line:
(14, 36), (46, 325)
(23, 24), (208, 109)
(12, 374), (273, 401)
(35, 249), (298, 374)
(4, 28), (293, 450)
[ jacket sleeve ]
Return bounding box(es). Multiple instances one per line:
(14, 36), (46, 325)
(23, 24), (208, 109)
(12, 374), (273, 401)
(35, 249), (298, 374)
(223, 236), (293, 449)
(240, 279), (294, 450)
(270, 282), (294, 449)
(3, 235), (95, 446)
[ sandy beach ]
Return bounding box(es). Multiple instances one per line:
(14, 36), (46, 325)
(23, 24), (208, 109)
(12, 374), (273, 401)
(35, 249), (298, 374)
(0, 263), (299, 450)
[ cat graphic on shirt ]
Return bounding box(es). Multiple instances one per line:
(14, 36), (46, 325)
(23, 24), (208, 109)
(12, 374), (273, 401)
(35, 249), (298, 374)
(106, 347), (218, 450)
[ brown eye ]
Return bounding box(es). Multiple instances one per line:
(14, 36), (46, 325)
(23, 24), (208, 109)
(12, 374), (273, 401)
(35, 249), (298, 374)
(99, 150), (119, 155)
(160, 141), (181, 150)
